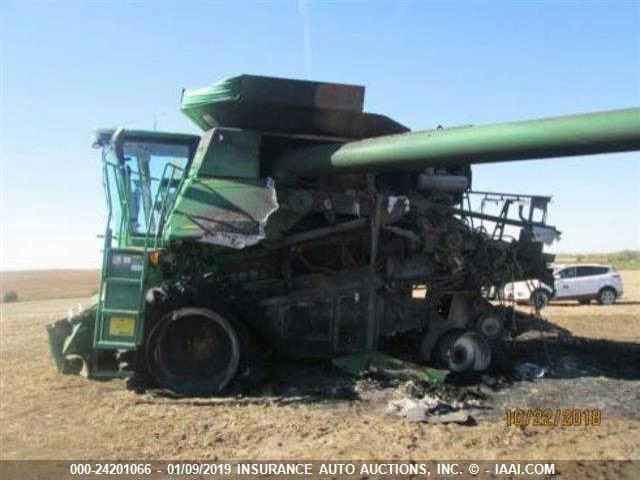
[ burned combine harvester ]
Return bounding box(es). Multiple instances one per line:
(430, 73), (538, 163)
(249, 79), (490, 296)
(48, 75), (640, 394)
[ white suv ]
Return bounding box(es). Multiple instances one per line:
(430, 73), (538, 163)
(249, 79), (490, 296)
(503, 264), (623, 307)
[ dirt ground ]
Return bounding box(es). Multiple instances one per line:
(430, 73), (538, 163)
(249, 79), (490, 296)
(0, 269), (99, 302)
(0, 271), (638, 461)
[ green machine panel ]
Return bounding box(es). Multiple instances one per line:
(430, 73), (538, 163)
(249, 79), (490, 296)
(164, 177), (279, 247)
(106, 249), (144, 279)
(103, 280), (140, 310)
(192, 128), (260, 178)
(96, 310), (141, 349)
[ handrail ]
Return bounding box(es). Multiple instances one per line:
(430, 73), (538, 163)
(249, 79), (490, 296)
(135, 162), (189, 325)
(97, 142), (192, 348)
(103, 160), (182, 184)
(143, 162), (187, 247)
(94, 150), (119, 348)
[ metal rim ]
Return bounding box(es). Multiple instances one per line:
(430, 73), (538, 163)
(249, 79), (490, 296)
(465, 332), (492, 371)
(476, 314), (503, 341)
(146, 307), (241, 394)
(600, 289), (616, 305)
(531, 289), (549, 309)
(437, 330), (492, 372)
(447, 340), (474, 372)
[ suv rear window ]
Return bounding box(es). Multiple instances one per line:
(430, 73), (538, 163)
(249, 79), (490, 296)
(576, 266), (609, 277)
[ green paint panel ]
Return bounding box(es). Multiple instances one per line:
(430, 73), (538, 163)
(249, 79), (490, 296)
(191, 128), (260, 178)
(96, 310), (141, 349)
(180, 74), (407, 139)
(104, 281), (140, 310)
(181, 74), (364, 131)
(106, 250), (144, 279)
(165, 177), (277, 242)
(47, 305), (96, 373)
(332, 352), (448, 385)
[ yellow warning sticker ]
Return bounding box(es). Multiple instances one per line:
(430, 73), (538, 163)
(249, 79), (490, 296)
(109, 316), (135, 336)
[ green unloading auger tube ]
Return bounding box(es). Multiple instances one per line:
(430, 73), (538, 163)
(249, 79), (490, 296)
(271, 108), (640, 177)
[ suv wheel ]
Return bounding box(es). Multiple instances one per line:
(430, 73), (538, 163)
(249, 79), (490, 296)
(597, 288), (617, 306)
(530, 289), (550, 309)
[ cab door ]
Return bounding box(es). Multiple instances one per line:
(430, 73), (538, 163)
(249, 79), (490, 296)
(554, 267), (577, 298)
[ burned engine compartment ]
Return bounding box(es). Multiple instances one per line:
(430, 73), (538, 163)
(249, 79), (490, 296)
(153, 167), (558, 372)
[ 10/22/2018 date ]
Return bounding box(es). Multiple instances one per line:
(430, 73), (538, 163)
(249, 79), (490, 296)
(506, 409), (602, 427)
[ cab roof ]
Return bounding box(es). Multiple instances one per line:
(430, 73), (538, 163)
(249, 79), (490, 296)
(92, 128), (200, 148)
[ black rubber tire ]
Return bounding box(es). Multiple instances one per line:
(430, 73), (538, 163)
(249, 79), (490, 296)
(435, 330), (492, 372)
(145, 307), (247, 395)
(530, 289), (550, 309)
(475, 312), (504, 342)
(597, 288), (617, 306)
(131, 282), (263, 395)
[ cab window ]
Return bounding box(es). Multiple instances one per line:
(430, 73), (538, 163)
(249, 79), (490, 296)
(122, 141), (190, 235)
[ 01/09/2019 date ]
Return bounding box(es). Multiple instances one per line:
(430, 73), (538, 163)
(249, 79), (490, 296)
(506, 409), (602, 427)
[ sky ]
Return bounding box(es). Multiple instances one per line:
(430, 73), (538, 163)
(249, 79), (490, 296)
(0, 0), (638, 271)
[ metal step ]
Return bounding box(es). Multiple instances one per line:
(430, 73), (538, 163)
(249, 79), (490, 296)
(91, 370), (134, 379)
(101, 308), (139, 316)
(103, 277), (141, 285)
(109, 247), (145, 254)
(95, 243), (147, 350)
(95, 306), (141, 349)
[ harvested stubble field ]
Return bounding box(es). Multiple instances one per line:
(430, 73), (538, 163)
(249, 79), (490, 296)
(0, 269), (99, 302)
(0, 271), (639, 461)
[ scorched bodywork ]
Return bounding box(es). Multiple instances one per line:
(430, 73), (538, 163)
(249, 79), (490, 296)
(47, 75), (640, 394)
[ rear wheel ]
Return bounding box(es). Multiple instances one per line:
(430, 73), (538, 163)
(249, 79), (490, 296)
(597, 288), (617, 306)
(436, 330), (492, 372)
(530, 289), (550, 309)
(475, 312), (504, 341)
(145, 307), (243, 395)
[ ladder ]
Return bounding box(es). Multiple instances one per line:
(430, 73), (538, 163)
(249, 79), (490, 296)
(94, 243), (146, 350)
(91, 156), (182, 376)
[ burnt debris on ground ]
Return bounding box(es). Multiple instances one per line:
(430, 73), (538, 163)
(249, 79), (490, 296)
(132, 315), (640, 425)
